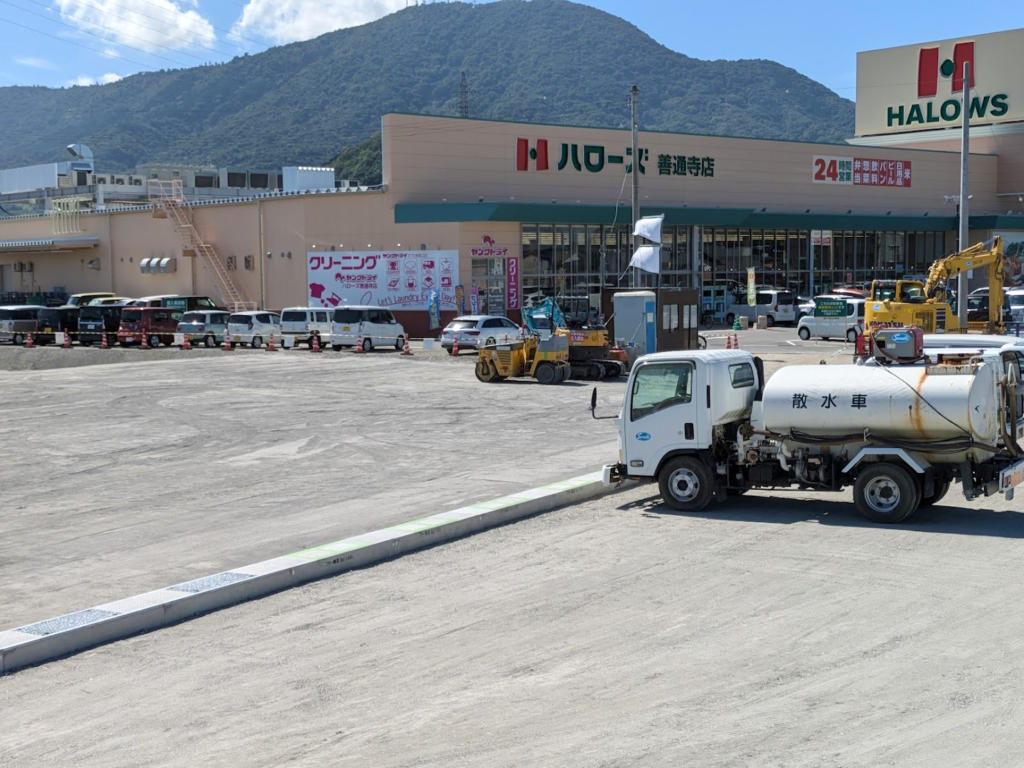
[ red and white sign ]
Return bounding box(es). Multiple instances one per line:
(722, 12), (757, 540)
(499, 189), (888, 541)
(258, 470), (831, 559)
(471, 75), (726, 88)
(853, 158), (912, 187)
(506, 256), (520, 310)
(307, 250), (459, 311)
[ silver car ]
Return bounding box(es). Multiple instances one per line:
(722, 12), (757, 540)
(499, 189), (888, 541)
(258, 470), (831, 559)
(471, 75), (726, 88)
(440, 315), (522, 352)
(177, 310), (231, 348)
(226, 311), (282, 348)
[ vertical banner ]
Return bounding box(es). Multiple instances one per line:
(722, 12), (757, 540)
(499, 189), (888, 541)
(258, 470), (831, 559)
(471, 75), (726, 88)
(470, 286), (480, 314)
(455, 284), (465, 315)
(428, 290), (440, 330)
(506, 257), (520, 310)
(747, 267), (756, 306)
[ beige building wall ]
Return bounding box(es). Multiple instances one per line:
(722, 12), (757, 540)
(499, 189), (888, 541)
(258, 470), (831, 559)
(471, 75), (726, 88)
(382, 113), (1001, 215)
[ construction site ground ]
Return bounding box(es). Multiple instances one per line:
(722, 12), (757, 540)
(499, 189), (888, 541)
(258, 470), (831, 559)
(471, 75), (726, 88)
(3, 481), (1023, 766)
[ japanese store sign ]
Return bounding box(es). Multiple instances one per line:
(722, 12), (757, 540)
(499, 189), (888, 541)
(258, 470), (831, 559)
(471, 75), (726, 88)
(516, 137), (716, 179)
(812, 155), (912, 187)
(506, 257), (520, 311)
(307, 250), (459, 311)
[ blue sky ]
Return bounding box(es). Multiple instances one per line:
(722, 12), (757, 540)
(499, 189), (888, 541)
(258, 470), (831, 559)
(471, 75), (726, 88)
(0, 0), (1019, 94)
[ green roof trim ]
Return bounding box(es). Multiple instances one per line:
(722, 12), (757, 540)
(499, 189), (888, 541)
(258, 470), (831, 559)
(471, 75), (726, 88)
(394, 202), (958, 232)
(969, 215), (1024, 231)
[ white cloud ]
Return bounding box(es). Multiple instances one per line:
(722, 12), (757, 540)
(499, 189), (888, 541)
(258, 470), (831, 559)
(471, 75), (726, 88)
(67, 73), (124, 87)
(233, 0), (405, 44)
(15, 57), (57, 70)
(54, 0), (216, 52)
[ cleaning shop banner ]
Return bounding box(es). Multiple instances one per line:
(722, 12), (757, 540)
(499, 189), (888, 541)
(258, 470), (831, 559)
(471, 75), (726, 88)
(307, 250), (459, 311)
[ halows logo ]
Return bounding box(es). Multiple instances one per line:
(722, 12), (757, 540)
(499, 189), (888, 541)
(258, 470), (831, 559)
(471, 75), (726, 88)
(887, 39), (1008, 128)
(516, 138), (549, 171)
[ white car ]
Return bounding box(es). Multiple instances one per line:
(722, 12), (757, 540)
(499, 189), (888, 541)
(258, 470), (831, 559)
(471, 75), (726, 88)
(797, 298), (865, 342)
(440, 315), (522, 353)
(280, 307), (332, 348)
(329, 305), (405, 352)
(725, 289), (796, 327)
(226, 311), (281, 348)
(1005, 289), (1024, 324)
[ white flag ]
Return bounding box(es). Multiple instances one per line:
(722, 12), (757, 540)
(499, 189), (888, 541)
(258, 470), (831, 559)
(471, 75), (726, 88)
(632, 214), (664, 243)
(629, 245), (661, 274)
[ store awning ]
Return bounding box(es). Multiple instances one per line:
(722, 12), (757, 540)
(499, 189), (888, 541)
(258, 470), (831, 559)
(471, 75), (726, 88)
(395, 202), (958, 231)
(0, 236), (99, 253)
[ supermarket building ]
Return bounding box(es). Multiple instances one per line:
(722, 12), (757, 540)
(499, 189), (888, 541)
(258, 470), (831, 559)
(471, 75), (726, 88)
(0, 28), (1023, 335)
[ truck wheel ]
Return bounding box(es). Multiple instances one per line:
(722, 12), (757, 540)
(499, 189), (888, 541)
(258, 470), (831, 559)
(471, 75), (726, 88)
(853, 462), (920, 524)
(725, 313), (735, 326)
(846, 328), (858, 343)
(659, 457), (714, 512)
(919, 479), (951, 508)
(798, 327), (811, 341)
(766, 315), (776, 327)
(535, 362), (558, 385)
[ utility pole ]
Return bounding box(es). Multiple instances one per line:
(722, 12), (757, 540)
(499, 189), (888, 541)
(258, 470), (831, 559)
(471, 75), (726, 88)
(455, 71), (471, 119)
(630, 84), (639, 288)
(957, 61), (971, 326)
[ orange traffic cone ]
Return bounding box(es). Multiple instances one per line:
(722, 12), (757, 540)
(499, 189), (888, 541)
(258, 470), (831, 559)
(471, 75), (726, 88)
(732, 333), (739, 348)
(182, 333), (191, 350)
(141, 332), (150, 350)
(63, 330), (72, 349)
(725, 334), (732, 350)
(24, 332), (33, 348)
(452, 336), (459, 356)
(354, 328), (364, 353)
(222, 333), (232, 351)
(401, 333), (412, 356)
(267, 333), (276, 351)
(311, 333), (322, 353)
(101, 332), (108, 350)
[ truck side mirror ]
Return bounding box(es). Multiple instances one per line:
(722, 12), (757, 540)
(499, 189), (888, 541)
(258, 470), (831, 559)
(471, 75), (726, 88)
(590, 386), (597, 415)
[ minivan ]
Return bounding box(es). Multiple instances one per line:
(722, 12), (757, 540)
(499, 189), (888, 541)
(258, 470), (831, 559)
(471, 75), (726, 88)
(280, 307), (332, 348)
(0, 305), (46, 345)
(132, 295), (221, 311)
(78, 301), (132, 345)
(67, 292), (115, 307)
(35, 306), (80, 345)
(726, 289), (797, 327)
(177, 310), (231, 347)
(117, 306), (184, 347)
(329, 306), (406, 352)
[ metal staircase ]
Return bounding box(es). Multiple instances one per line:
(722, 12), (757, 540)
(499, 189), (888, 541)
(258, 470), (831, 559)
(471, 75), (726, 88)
(149, 180), (256, 312)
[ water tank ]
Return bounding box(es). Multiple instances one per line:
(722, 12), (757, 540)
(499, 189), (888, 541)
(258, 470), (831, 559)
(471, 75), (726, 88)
(761, 361), (999, 448)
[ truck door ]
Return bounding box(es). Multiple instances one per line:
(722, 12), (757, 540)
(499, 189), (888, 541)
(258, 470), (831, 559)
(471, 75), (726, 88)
(623, 359), (704, 474)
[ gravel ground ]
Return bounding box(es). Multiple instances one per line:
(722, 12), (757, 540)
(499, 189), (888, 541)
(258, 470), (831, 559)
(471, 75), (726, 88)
(2, 482), (1023, 767)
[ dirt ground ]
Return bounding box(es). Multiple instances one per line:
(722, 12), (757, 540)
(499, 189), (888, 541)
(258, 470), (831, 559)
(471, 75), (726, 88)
(3, 482), (1023, 767)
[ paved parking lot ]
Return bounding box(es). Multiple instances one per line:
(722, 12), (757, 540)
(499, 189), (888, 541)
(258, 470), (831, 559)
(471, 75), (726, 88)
(3, 482), (1023, 766)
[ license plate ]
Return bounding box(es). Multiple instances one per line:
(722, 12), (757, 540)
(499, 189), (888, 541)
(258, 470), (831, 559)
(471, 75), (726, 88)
(233, 335), (240, 342)
(186, 334), (194, 340)
(342, 326), (350, 331)
(44, 327), (52, 333)
(125, 336), (134, 343)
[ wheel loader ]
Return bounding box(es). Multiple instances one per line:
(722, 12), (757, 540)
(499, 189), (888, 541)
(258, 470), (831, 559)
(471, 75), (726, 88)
(475, 333), (571, 384)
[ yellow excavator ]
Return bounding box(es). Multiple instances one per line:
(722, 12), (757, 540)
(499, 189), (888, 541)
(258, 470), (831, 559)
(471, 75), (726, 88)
(865, 236), (1005, 335)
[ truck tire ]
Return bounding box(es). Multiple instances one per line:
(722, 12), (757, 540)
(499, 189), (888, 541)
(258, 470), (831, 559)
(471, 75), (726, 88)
(535, 362), (558, 385)
(658, 456), (714, 512)
(725, 313), (735, 326)
(853, 462), (920, 524)
(766, 314), (776, 327)
(919, 478), (951, 508)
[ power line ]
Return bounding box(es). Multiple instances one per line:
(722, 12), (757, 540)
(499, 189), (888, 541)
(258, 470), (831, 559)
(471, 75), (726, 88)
(0, 15), (159, 72)
(0, 0), (205, 69)
(127, 0), (266, 50)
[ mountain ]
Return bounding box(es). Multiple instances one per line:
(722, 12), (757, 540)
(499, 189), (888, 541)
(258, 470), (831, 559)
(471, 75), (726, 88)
(0, 0), (854, 177)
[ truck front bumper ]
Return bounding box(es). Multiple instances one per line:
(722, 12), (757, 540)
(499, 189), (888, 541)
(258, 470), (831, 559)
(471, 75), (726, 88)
(602, 463), (627, 487)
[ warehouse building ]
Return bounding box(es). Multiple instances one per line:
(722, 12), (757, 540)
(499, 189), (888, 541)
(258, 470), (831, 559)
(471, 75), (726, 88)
(0, 28), (1022, 336)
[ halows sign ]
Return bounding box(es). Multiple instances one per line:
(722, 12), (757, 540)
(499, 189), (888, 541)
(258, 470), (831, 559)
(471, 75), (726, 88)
(856, 29), (1022, 136)
(307, 250), (459, 311)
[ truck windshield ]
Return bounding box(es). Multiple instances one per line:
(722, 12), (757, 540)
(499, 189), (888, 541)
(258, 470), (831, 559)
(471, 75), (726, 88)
(630, 363), (693, 421)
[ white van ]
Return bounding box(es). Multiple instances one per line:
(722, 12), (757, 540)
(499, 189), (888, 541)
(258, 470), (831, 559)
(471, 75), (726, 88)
(329, 305), (406, 353)
(797, 297), (865, 342)
(280, 307), (332, 348)
(726, 289), (796, 327)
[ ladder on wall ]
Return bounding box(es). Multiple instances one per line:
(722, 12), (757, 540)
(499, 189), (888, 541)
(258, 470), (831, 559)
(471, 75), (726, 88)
(149, 180), (256, 312)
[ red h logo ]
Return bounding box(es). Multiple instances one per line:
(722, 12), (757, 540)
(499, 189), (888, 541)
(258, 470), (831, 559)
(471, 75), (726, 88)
(516, 138), (549, 171)
(917, 42), (975, 98)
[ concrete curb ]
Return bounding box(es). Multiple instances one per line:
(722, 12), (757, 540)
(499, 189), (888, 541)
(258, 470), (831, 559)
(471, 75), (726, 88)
(0, 471), (625, 675)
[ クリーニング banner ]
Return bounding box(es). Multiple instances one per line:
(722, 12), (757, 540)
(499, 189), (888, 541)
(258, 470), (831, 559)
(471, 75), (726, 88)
(307, 250), (459, 311)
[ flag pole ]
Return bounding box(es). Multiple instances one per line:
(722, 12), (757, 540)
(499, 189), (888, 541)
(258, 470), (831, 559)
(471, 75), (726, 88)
(631, 85), (640, 289)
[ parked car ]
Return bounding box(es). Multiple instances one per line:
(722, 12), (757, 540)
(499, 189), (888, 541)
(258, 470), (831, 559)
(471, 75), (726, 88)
(176, 310), (231, 348)
(34, 306), (80, 345)
(78, 301), (132, 345)
(280, 307), (332, 348)
(329, 305), (406, 352)
(439, 315), (523, 353)
(117, 306), (184, 347)
(966, 294), (1012, 324)
(1006, 289), (1024, 324)
(797, 298), (865, 342)
(725, 289), (796, 327)
(226, 311), (281, 348)
(66, 292), (115, 307)
(132, 295), (221, 311)
(86, 296), (134, 306)
(0, 305), (46, 345)
(796, 295), (815, 320)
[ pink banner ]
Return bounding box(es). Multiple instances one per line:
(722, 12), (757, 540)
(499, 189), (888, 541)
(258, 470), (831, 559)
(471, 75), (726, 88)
(506, 257), (520, 310)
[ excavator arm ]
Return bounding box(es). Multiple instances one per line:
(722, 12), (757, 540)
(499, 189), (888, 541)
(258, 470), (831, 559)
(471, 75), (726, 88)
(924, 236), (1005, 333)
